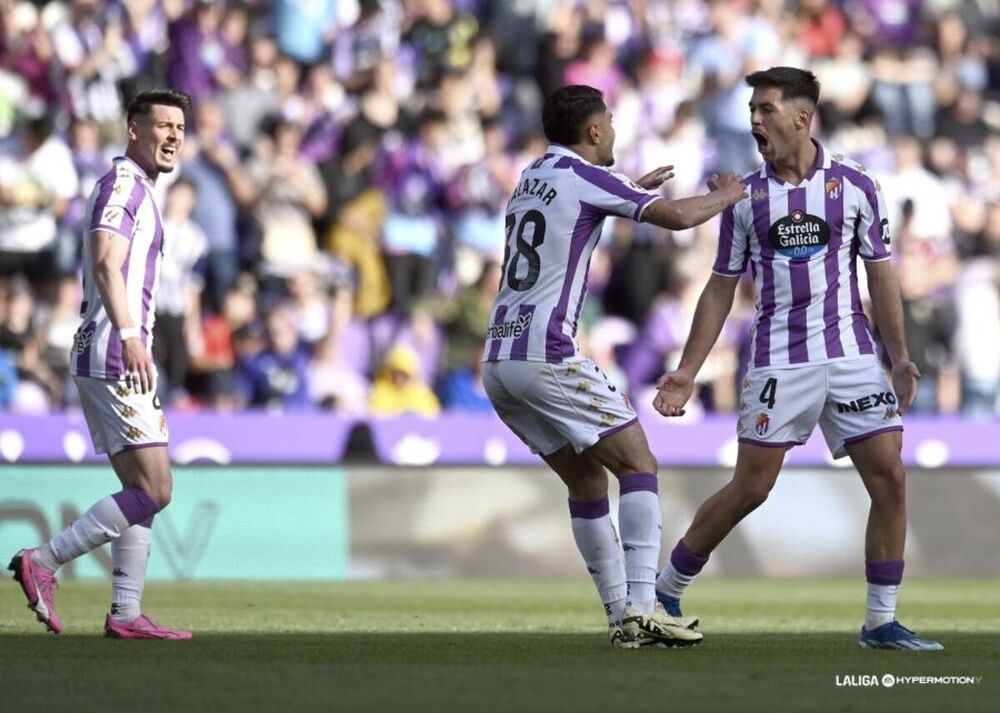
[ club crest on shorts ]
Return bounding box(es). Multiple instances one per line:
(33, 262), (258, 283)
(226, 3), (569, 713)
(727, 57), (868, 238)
(755, 412), (770, 436)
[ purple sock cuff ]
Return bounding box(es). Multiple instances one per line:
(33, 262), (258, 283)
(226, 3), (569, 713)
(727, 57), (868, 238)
(568, 497), (610, 519)
(670, 539), (709, 576)
(866, 559), (904, 586)
(112, 487), (160, 526)
(619, 472), (658, 495)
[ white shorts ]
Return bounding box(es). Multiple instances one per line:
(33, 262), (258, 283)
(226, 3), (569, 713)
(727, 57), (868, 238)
(737, 356), (903, 459)
(483, 357), (637, 456)
(74, 374), (169, 456)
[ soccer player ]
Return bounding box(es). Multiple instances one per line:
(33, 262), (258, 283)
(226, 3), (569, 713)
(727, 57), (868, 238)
(652, 67), (943, 651)
(8, 90), (193, 640)
(482, 84), (747, 648)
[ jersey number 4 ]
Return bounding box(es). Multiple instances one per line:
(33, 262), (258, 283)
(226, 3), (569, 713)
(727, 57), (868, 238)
(502, 210), (546, 292)
(759, 377), (778, 409)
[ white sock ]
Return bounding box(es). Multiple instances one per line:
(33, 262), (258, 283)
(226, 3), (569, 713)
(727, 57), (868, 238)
(656, 561), (696, 600)
(33, 495), (131, 571)
(111, 525), (151, 622)
(619, 485), (661, 615)
(865, 583), (898, 630)
(569, 502), (628, 626)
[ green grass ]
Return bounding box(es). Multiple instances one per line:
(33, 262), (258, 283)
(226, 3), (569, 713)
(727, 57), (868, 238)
(2, 579), (997, 713)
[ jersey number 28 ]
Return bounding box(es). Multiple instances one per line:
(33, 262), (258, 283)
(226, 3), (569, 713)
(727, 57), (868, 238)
(502, 210), (546, 291)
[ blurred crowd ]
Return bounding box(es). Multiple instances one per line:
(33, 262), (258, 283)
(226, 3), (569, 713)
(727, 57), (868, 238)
(0, 0), (997, 418)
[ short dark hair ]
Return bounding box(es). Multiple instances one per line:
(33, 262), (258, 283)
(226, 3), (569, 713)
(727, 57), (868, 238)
(745, 67), (820, 106)
(542, 85), (606, 145)
(126, 89), (191, 123)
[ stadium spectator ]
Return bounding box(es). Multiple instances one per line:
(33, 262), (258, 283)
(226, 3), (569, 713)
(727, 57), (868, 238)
(369, 343), (441, 417)
(377, 110), (449, 314)
(182, 98), (252, 312)
(237, 303), (313, 411)
(247, 115), (327, 282)
(0, 112), (79, 283)
(154, 177), (208, 404)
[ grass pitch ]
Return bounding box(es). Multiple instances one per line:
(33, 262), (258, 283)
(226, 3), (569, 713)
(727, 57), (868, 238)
(1, 579), (996, 713)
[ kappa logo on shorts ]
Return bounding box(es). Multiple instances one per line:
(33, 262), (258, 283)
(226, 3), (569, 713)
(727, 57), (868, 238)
(588, 396), (605, 411)
(125, 426), (145, 441)
(884, 407), (900, 420)
(119, 404), (138, 418)
(116, 385), (131, 397)
(600, 412), (619, 427)
(576, 379), (593, 393)
(755, 412), (770, 436)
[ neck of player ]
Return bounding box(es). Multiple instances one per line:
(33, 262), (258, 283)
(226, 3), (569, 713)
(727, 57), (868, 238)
(771, 139), (817, 186)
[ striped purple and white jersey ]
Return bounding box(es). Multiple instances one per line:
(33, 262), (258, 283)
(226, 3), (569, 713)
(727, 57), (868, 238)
(713, 142), (891, 369)
(71, 156), (164, 380)
(484, 144), (659, 363)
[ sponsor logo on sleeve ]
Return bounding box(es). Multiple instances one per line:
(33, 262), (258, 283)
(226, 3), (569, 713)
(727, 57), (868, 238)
(880, 218), (890, 245)
(100, 206), (125, 229)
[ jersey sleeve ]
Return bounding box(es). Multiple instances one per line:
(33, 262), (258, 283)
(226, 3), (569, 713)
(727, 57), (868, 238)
(90, 171), (141, 240)
(570, 163), (658, 221)
(855, 175), (891, 262)
(712, 204), (750, 276)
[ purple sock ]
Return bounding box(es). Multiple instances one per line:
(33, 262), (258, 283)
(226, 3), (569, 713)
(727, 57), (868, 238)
(568, 497), (610, 519)
(865, 559), (904, 586)
(112, 487), (160, 527)
(670, 539), (709, 577)
(619, 472), (658, 494)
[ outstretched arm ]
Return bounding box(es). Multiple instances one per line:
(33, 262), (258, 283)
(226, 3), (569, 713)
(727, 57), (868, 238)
(641, 173), (747, 231)
(652, 273), (740, 417)
(865, 259), (919, 413)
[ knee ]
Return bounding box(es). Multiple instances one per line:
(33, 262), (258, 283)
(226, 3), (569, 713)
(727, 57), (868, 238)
(736, 480), (772, 515)
(148, 474), (173, 510)
(153, 488), (171, 510)
(569, 466), (608, 502)
(871, 467), (906, 510)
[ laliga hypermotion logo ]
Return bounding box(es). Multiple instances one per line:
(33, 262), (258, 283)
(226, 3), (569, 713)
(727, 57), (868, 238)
(755, 412), (770, 436)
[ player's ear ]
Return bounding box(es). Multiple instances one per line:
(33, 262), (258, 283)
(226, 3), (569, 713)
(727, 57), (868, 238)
(587, 122), (600, 145)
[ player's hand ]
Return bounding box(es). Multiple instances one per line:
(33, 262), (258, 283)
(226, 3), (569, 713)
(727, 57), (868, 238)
(122, 337), (155, 394)
(635, 165), (675, 190)
(891, 360), (920, 415)
(709, 172), (748, 205)
(652, 369), (696, 417)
